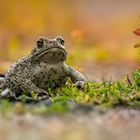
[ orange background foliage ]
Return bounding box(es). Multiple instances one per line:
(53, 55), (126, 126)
(0, 0), (140, 77)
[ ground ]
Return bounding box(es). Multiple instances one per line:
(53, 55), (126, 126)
(1, 108), (140, 140)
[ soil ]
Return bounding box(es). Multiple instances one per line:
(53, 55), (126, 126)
(0, 108), (140, 140)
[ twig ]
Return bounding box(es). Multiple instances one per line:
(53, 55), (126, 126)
(127, 74), (132, 86)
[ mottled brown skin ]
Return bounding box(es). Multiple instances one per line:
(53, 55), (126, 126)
(2, 37), (86, 95)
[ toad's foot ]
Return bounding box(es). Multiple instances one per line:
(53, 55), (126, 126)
(73, 81), (85, 89)
(0, 88), (11, 98)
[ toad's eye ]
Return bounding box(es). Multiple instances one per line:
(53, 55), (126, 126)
(56, 37), (64, 45)
(37, 38), (44, 48)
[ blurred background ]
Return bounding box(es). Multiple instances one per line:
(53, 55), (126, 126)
(0, 0), (140, 81)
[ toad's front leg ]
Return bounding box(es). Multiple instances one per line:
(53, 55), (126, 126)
(66, 66), (87, 89)
(20, 79), (48, 96)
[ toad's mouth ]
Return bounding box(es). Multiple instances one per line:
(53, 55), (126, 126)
(32, 47), (67, 62)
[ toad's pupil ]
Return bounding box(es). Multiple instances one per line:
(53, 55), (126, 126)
(61, 40), (64, 45)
